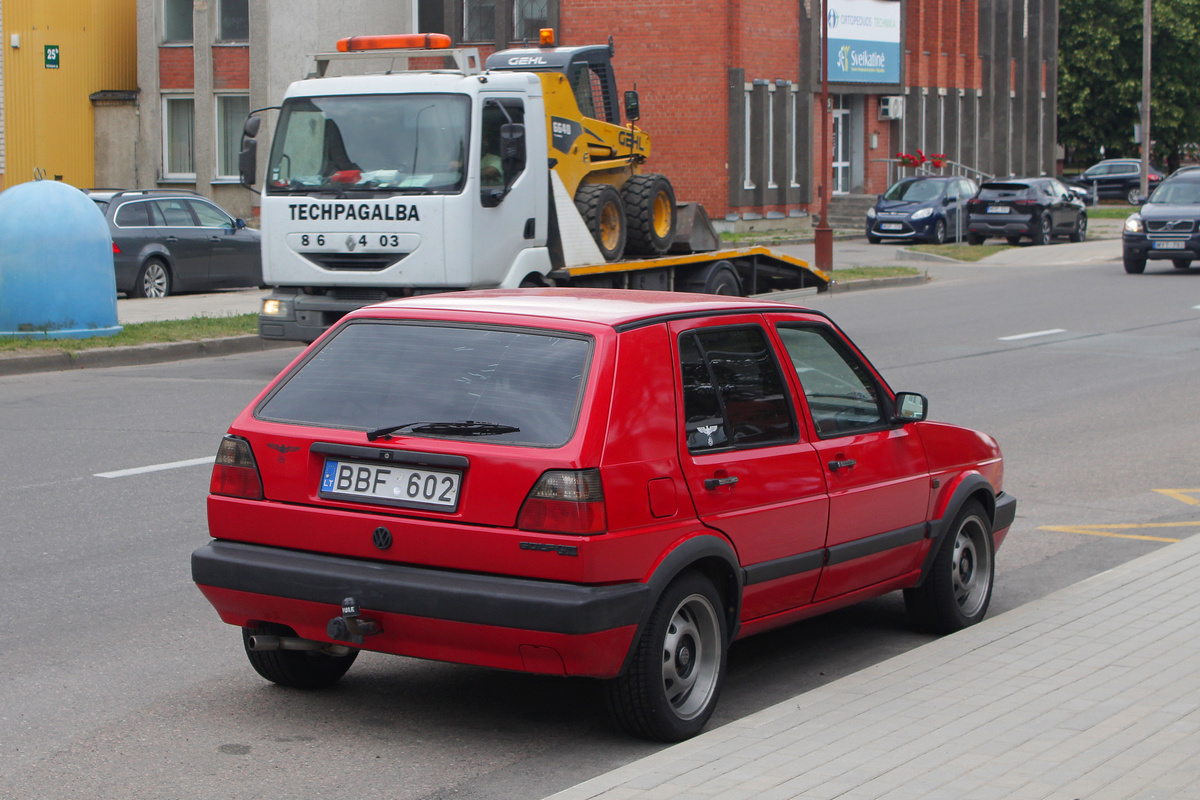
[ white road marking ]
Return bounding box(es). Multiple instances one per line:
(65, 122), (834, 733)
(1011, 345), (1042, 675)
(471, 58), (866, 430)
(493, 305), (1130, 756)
(998, 328), (1067, 341)
(95, 456), (216, 479)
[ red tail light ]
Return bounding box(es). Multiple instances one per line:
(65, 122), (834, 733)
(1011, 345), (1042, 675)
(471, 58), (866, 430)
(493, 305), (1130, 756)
(112, 242), (121, 254)
(210, 435), (263, 500)
(517, 469), (606, 535)
(1013, 198), (1037, 206)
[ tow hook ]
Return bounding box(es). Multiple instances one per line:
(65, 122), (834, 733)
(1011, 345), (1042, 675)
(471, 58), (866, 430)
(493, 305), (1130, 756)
(326, 596), (381, 644)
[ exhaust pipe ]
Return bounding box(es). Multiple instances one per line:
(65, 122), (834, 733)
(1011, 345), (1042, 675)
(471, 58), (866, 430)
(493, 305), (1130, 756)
(248, 634), (352, 657)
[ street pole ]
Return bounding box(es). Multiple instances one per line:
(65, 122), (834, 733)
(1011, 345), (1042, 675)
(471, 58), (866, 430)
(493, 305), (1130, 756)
(1140, 0), (1151, 198)
(814, 0), (833, 272)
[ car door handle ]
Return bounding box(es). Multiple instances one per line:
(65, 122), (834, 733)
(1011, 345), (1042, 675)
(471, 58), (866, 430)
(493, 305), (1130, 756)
(210, 236), (222, 242)
(704, 476), (739, 490)
(828, 459), (856, 471)
(165, 236), (179, 242)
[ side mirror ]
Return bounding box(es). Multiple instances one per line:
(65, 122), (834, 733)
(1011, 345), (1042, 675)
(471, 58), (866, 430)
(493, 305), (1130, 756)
(624, 90), (640, 122)
(235, 218), (247, 229)
(238, 138), (258, 188)
(500, 123), (526, 176)
(892, 392), (928, 424)
(243, 115), (261, 139)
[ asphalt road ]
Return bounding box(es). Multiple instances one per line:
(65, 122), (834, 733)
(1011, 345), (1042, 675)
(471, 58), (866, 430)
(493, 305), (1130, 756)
(2, 234), (1199, 799)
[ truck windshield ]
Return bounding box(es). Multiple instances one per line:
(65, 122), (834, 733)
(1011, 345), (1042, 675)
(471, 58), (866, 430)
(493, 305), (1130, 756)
(266, 94), (470, 194)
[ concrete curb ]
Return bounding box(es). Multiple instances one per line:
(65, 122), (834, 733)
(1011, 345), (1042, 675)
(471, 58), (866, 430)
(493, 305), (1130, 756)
(0, 335), (300, 377)
(827, 273), (930, 293)
(896, 247), (965, 264)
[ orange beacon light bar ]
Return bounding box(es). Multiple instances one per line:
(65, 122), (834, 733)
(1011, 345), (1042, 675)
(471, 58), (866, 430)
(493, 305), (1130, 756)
(336, 33), (452, 52)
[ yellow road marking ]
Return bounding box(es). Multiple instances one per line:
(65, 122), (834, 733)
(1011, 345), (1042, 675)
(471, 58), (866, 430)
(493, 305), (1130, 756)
(1153, 489), (1200, 506)
(1038, 523), (1199, 543)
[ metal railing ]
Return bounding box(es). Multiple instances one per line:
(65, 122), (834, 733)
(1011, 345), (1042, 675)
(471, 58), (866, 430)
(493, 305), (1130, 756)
(874, 157), (996, 188)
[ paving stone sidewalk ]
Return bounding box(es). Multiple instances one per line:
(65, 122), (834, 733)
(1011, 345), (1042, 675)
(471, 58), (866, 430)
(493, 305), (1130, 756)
(546, 533), (1200, 800)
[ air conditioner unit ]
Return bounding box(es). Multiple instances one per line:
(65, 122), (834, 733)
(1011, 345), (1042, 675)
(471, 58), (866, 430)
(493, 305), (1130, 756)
(878, 96), (904, 121)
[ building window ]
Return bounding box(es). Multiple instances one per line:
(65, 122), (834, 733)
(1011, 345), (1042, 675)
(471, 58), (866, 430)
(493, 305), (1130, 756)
(164, 96), (196, 179)
(164, 0), (193, 43)
(514, 0), (550, 41)
(219, 0), (249, 41)
(216, 95), (250, 178)
(464, 0), (495, 42)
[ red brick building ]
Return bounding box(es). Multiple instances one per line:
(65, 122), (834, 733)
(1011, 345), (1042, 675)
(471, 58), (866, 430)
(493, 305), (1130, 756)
(130, 0), (1055, 225)
(431, 0), (1057, 224)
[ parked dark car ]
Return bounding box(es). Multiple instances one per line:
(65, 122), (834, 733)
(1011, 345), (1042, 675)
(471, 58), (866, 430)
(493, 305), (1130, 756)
(966, 178), (1087, 246)
(87, 189), (262, 298)
(1122, 172), (1200, 273)
(866, 176), (978, 244)
(1068, 159), (1164, 205)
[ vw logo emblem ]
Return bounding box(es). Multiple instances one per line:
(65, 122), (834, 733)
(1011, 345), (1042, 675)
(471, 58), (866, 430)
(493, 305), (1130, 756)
(372, 526), (393, 550)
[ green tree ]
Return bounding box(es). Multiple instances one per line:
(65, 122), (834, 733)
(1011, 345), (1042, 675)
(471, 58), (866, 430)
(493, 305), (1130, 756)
(1059, 0), (1200, 171)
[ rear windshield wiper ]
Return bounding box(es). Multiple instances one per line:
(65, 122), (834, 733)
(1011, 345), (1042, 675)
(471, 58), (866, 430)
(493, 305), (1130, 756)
(367, 420), (521, 441)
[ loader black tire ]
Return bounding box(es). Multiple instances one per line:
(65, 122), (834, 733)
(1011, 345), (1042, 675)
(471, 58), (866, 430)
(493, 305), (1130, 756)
(622, 174), (677, 256)
(575, 183), (627, 262)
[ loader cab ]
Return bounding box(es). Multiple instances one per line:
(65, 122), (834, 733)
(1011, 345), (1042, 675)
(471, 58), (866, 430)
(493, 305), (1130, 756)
(485, 44), (619, 124)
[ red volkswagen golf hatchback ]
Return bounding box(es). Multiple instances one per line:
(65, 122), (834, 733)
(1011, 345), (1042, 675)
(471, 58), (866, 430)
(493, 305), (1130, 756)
(193, 289), (1014, 741)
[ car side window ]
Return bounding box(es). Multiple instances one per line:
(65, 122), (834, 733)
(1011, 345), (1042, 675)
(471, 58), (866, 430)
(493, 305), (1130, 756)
(114, 201), (150, 227)
(776, 325), (886, 438)
(188, 200), (234, 228)
(679, 326), (796, 452)
(153, 199), (197, 227)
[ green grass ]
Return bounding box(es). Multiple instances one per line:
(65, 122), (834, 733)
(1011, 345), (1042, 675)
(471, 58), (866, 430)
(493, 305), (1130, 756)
(1085, 206), (1137, 219)
(830, 266), (922, 280)
(909, 243), (1012, 262)
(0, 314), (258, 353)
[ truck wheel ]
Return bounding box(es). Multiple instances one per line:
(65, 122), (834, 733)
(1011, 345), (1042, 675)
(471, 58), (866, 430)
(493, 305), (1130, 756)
(242, 623), (358, 689)
(575, 183), (627, 262)
(622, 174), (677, 256)
(605, 571), (727, 742)
(682, 261), (742, 296)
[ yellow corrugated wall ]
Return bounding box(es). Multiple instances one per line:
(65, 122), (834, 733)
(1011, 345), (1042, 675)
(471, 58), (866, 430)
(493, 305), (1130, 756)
(3, 0), (137, 188)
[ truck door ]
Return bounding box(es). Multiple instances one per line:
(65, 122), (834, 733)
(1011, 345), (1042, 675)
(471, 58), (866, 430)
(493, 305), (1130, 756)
(772, 321), (930, 601)
(671, 316), (829, 622)
(470, 95), (543, 286)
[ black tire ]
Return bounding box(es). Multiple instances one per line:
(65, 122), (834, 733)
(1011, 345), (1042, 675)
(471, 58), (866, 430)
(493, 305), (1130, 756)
(867, 233), (882, 244)
(605, 571), (727, 742)
(1123, 251), (1147, 274)
(134, 257), (171, 298)
(930, 218), (947, 245)
(904, 500), (994, 634)
(1032, 214), (1051, 246)
(1172, 258), (1192, 270)
(1068, 214), (1087, 243)
(1005, 235), (1022, 246)
(575, 183), (627, 262)
(622, 174), (677, 256)
(518, 273), (547, 287)
(1127, 186), (1143, 205)
(682, 261), (742, 296)
(242, 622), (358, 689)
(967, 232), (985, 245)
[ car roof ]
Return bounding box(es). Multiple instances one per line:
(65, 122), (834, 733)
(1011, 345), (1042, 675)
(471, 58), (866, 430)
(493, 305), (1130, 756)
(356, 288), (820, 331)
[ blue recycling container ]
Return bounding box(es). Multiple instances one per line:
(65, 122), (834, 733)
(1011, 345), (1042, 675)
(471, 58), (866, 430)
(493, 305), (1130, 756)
(0, 179), (122, 339)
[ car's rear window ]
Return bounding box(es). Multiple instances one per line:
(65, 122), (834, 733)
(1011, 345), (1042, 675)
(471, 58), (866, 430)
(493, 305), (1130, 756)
(256, 321), (592, 448)
(977, 183), (1033, 201)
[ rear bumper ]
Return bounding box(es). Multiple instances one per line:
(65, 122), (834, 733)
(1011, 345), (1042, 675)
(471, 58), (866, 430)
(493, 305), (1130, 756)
(192, 540), (647, 677)
(968, 218), (1033, 239)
